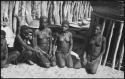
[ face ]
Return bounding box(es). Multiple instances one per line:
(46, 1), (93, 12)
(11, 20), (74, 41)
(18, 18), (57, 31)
(41, 18), (48, 27)
(62, 24), (69, 32)
(94, 26), (101, 34)
(24, 28), (33, 40)
(27, 32), (33, 40)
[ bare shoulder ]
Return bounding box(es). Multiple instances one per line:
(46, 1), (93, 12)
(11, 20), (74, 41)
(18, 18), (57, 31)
(102, 36), (106, 42)
(68, 31), (72, 36)
(46, 27), (52, 32)
(66, 31), (72, 38)
(34, 29), (40, 35)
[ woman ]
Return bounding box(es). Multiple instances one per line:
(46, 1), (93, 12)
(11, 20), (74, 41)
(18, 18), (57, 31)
(83, 24), (106, 74)
(56, 21), (73, 68)
(34, 16), (56, 67)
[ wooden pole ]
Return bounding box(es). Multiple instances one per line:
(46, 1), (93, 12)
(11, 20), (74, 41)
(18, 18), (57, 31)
(118, 42), (124, 70)
(112, 22), (124, 69)
(8, 1), (14, 31)
(99, 19), (106, 65)
(13, 1), (19, 34)
(59, 1), (63, 24)
(101, 19), (106, 35)
(4, 1), (9, 22)
(41, 1), (48, 18)
(25, 1), (33, 25)
(103, 21), (115, 66)
(53, 1), (60, 25)
(106, 20), (112, 38)
(1, 1), (4, 25)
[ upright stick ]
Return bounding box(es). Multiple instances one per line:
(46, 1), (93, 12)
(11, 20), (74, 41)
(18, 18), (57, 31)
(13, 1), (19, 34)
(103, 21), (115, 66)
(112, 22), (124, 69)
(99, 19), (106, 65)
(118, 42), (124, 70)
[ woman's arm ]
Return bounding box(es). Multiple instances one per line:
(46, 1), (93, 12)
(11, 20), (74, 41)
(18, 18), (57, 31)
(100, 36), (106, 55)
(94, 36), (106, 60)
(68, 32), (73, 53)
(49, 29), (53, 55)
(15, 16), (38, 52)
(32, 29), (39, 47)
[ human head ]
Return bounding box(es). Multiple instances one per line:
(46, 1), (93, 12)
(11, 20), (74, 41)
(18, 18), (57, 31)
(40, 16), (48, 28)
(62, 20), (69, 32)
(1, 22), (8, 28)
(93, 24), (101, 35)
(21, 25), (33, 40)
(1, 30), (6, 39)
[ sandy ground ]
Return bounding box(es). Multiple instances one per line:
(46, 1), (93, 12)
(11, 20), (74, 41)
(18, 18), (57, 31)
(1, 63), (124, 78)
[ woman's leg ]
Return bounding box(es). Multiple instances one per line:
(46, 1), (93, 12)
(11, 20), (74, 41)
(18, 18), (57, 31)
(56, 53), (65, 68)
(66, 54), (73, 68)
(7, 50), (20, 64)
(17, 50), (32, 63)
(85, 57), (101, 74)
(35, 52), (51, 68)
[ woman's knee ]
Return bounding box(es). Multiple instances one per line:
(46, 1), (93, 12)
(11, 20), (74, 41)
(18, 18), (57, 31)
(44, 63), (51, 68)
(85, 63), (98, 74)
(66, 55), (73, 68)
(59, 64), (65, 68)
(26, 51), (32, 56)
(58, 59), (65, 68)
(51, 61), (56, 67)
(14, 51), (20, 56)
(86, 69), (97, 74)
(67, 63), (73, 68)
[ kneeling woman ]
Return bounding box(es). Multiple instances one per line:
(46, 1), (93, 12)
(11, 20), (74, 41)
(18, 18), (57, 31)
(83, 24), (106, 74)
(55, 21), (73, 68)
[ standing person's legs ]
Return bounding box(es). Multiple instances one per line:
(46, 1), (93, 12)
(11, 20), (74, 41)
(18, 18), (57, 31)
(66, 54), (73, 68)
(56, 52), (65, 68)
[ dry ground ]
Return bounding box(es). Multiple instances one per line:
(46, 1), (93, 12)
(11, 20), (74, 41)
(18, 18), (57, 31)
(1, 63), (124, 78)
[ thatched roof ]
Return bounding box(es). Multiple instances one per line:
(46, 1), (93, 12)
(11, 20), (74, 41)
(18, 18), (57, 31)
(90, 1), (124, 20)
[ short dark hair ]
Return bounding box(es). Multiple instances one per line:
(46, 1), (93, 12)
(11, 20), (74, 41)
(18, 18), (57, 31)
(94, 24), (101, 29)
(21, 25), (29, 31)
(62, 20), (69, 27)
(40, 16), (48, 23)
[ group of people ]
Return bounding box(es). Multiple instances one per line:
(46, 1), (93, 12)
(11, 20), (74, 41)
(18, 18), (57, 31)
(1, 14), (106, 74)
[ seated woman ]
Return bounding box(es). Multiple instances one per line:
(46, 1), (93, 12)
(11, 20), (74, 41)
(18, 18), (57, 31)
(14, 15), (41, 65)
(33, 16), (56, 68)
(83, 24), (106, 74)
(1, 30), (20, 68)
(55, 21), (73, 68)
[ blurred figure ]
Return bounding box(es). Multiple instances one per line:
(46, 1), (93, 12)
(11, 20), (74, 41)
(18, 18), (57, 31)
(1, 30), (20, 68)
